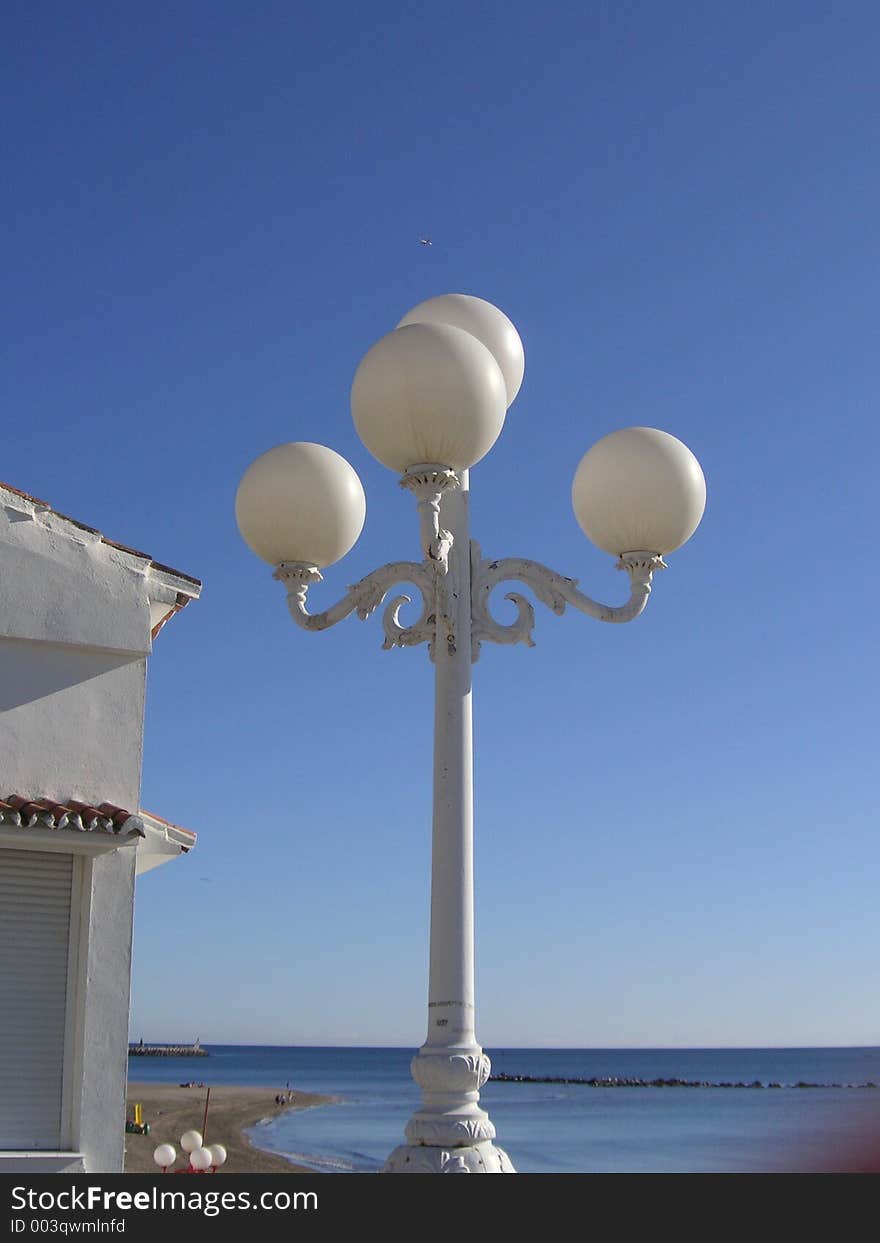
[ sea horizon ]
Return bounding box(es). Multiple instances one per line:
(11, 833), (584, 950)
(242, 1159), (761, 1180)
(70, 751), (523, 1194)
(126, 1043), (880, 1173)
(130, 1040), (880, 1051)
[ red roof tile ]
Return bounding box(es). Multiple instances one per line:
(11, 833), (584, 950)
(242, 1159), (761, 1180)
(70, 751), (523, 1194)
(0, 795), (145, 837)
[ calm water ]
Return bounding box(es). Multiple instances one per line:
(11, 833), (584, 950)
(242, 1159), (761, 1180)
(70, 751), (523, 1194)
(127, 1045), (880, 1173)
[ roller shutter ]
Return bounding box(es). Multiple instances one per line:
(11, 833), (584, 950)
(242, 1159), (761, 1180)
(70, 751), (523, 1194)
(0, 849), (73, 1147)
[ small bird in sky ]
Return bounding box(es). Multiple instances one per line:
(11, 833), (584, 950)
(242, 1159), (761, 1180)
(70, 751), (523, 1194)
(419, 237), (433, 246)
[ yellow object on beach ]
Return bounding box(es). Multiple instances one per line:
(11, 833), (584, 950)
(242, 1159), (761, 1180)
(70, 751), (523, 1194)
(133, 1103), (143, 1126)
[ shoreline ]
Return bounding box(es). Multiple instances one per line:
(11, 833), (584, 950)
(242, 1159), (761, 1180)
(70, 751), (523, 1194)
(124, 1082), (334, 1174)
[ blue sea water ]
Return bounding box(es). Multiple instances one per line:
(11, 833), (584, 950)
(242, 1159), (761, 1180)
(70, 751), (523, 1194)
(127, 1045), (880, 1173)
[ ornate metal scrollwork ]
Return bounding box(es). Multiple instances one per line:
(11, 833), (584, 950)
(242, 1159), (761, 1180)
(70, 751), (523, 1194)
(270, 467), (465, 659)
(275, 542), (665, 661)
(274, 560), (440, 653)
(470, 542), (667, 660)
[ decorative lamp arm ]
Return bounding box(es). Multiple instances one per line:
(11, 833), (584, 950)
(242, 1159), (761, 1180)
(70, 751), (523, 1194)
(470, 545), (666, 659)
(273, 560), (439, 652)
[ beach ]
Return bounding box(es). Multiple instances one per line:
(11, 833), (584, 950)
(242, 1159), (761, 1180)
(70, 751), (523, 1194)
(124, 1082), (332, 1174)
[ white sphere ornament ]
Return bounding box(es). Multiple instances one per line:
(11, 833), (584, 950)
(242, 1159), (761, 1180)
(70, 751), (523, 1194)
(397, 293), (525, 407)
(572, 427), (706, 556)
(189, 1146), (213, 1171)
(180, 1129), (203, 1154)
(153, 1143), (176, 1169)
(207, 1143), (227, 1168)
(236, 442), (366, 568)
(351, 322), (507, 472)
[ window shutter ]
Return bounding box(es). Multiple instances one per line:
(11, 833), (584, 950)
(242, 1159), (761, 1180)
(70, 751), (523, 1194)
(0, 849), (73, 1148)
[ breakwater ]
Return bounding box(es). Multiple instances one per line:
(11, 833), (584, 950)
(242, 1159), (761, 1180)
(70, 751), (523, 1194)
(128, 1042), (207, 1058)
(490, 1072), (878, 1089)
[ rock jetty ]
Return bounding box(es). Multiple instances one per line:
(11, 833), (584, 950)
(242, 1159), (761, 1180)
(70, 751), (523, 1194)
(490, 1072), (878, 1089)
(128, 1039), (207, 1058)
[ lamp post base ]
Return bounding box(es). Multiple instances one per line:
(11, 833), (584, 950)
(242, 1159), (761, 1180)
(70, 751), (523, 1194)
(383, 1046), (516, 1172)
(384, 1141), (515, 1173)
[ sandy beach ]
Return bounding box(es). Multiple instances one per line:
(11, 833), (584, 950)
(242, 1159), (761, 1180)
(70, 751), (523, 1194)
(124, 1082), (334, 1174)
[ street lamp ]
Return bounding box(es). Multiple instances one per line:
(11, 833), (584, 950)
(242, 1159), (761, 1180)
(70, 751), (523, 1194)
(236, 294), (706, 1173)
(153, 1132), (228, 1173)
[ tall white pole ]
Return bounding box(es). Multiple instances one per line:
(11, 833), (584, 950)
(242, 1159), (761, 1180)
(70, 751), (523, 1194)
(385, 471), (514, 1173)
(427, 471), (475, 1049)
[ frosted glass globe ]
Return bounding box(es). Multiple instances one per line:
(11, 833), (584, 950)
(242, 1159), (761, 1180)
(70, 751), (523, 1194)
(572, 427), (706, 556)
(208, 1143), (227, 1168)
(351, 322), (507, 473)
(397, 294), (524, 407)
(180, 1130), (203, 1153)
(153, 1144), (176, 1169)
(190, 1146), (213, 1171)
(236, 442), (366, 567)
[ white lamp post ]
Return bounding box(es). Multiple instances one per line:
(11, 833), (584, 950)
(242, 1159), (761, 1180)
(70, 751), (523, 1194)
(236, 294), (706, 1174)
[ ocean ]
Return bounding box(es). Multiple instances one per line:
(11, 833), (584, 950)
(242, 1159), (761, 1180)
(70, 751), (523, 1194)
(127, 1045), (880, 1173)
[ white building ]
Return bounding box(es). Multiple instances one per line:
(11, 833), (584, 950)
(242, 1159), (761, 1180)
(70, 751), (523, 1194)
(0, 481), (201, 1173)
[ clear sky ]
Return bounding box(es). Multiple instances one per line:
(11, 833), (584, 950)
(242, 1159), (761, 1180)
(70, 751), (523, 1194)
(4, 2), (878, 1048)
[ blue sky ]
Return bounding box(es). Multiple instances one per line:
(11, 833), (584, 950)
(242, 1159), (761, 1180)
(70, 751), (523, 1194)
(4, 2), (879, 1047)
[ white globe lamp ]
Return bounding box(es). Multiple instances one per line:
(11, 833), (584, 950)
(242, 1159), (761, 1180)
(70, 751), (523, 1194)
(179, 1129), (203, 1154)
(153, 1143), (176, 1171)
(397, 294), (525, 407)
(236, 442), (366, 568)
(208, 1143), (228, 1169)
(351, 322), (507, 473)
(572, 427), (706, 556)
(189, 1146), (213, 1172)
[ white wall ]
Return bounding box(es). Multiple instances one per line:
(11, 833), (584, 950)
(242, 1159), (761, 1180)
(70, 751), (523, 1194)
(0, 491), (197, 1172)
(0, 525), (151, 653)
(0, 638), (146, 810)
(74, 849), (138, 1173)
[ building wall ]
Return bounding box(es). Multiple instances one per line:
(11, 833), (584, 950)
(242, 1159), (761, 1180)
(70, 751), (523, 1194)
(0, 638), (146, 810)
(74, 848), (138, 1173)
(0, 515), (152, 655)
(0, 497), (153, 809)
(0, 494), (181, 1173)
